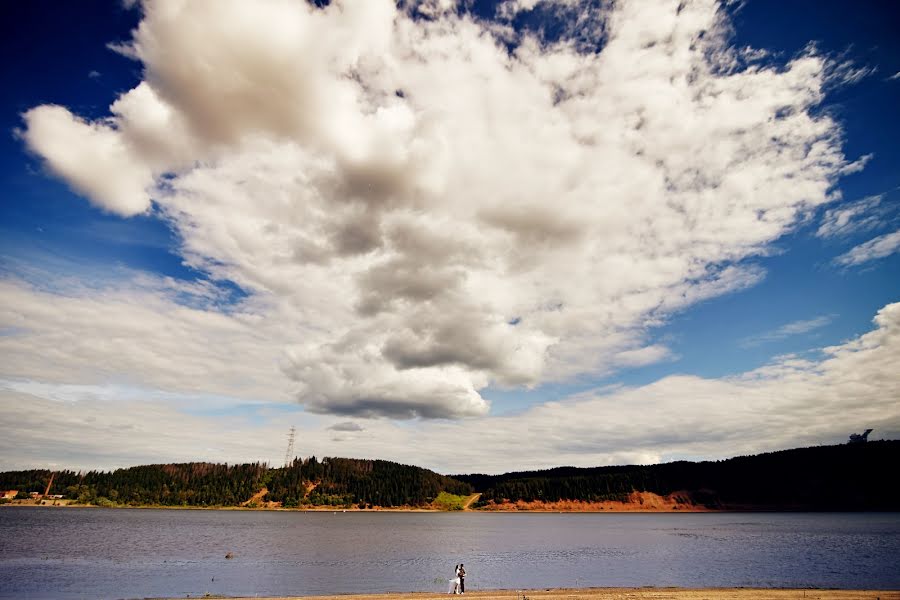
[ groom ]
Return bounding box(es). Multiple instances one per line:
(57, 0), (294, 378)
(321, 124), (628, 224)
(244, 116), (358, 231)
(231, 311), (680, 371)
(457, 564), (466, 594)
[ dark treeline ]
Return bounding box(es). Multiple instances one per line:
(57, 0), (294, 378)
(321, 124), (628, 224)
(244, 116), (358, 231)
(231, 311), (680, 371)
(0, 463), (268, 506)
(267, 456), (472, 508)
(455, 441), (900, 510)
(0, 457), (471, 508)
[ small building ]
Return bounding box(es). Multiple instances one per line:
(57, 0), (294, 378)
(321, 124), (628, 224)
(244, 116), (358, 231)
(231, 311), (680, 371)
(1, 490), (17, 500)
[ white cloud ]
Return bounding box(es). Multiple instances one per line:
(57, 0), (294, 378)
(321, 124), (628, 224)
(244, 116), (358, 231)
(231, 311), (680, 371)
(3, 302), (898, 474)
(817, 193), (885, 238)
(16, 0), (861, 419)
(834, 230), (900, 267)
(21, 106), (154, 216)
(613, 344), (673, 367)
(739, 315), (834, 348)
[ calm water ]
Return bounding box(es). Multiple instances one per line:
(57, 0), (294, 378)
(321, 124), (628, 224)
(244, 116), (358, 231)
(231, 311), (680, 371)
(1, 508), (899, 599)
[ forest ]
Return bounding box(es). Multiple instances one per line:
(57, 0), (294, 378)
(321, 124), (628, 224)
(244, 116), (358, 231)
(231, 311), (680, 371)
(266, 456), (472, 508)
(0, 457), (471, 509)
(456, 440), (900, 510)
(1, 441), (896, 510)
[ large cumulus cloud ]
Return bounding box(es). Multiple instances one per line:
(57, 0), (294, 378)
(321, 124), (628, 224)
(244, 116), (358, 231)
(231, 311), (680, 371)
(19, 0), (862, 419)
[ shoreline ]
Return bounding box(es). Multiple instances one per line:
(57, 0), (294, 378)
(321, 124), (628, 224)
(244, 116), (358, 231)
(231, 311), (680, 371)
(1, 501), (890, 513)
(160, 588), (900, 600)
(0, 502), (439, 512)
(4, 490), (843, 512)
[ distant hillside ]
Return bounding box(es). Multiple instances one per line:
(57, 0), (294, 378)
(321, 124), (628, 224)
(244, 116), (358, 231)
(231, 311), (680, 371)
(0, 457), (472, 509)
(2, 442), (897, 511)
(454, 440), (900, 510)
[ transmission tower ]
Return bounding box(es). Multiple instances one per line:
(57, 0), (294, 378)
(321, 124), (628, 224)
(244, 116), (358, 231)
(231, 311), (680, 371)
(283, 426), (296, 467)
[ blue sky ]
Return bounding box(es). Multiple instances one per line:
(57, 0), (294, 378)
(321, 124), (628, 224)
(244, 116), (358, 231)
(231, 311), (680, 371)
(1, 0), (898, 473)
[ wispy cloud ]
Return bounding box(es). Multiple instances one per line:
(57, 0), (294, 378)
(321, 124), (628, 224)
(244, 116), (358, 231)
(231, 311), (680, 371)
(834, 230), (900, 267)
(887, 71), (900, 81)
(817, 187), (900, 239)
(739, 315), (835, 348)
(829, 62), (877, 86)
(816, 194), (884, 238)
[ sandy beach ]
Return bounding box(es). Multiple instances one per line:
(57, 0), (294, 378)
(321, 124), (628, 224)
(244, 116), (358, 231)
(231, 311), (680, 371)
(198, 588), (900, 600)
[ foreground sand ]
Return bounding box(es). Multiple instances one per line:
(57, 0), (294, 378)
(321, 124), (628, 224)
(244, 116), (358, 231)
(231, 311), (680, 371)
(203, 588), (900, 600)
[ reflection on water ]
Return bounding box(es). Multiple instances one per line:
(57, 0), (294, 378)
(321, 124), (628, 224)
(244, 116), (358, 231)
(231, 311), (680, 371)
(1, 508), (898, 599)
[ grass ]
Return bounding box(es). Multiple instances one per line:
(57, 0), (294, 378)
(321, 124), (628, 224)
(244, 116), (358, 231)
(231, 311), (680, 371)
(432, 491), (467, 511)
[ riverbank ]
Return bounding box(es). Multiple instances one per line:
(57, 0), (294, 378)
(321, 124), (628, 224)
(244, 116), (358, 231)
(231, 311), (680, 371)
(0, 488), (883, 512)
(0, 501), (440, 512)
(0, 490), (725, 512)
(170, 588), (900, 600)
(0, 502), (730, 512)
(0, 501), (854, 512)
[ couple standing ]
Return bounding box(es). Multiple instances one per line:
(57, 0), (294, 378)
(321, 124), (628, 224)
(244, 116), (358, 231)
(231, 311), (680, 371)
(449, 563), (466, 594)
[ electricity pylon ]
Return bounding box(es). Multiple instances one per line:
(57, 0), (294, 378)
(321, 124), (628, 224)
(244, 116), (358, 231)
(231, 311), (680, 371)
(283, 426), (296, 467)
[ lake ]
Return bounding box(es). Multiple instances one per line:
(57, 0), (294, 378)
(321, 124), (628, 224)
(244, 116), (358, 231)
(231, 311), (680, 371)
(1, 508), (898, 599)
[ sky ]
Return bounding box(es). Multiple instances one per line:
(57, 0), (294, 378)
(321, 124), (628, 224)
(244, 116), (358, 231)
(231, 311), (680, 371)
(1, 0), (898, 475)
